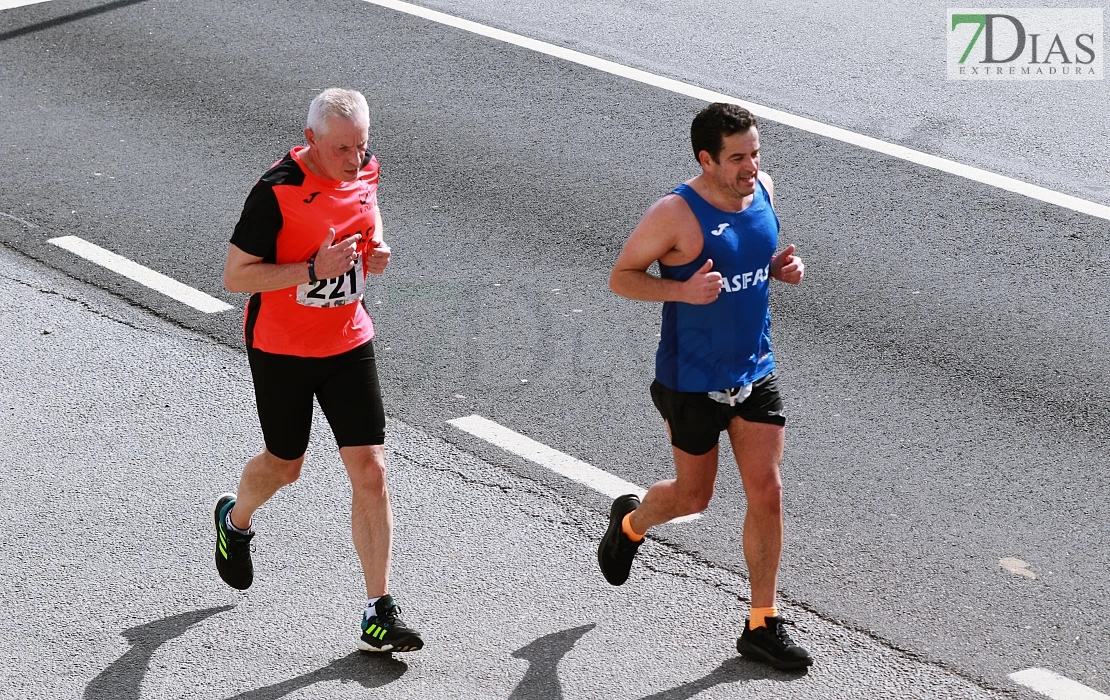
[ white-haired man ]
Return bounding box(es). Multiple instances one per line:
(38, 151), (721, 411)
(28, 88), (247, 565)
(217, 88), (422, 652)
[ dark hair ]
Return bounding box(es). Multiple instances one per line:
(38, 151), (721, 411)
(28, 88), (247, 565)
(690, 103), (758, 164)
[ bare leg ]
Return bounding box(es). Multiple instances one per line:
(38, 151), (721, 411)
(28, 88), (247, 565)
(340, 444), (392, 598)
(628, 421), (720, 534)
(229, 450), (304, 530)
(726, 418), (785, 609)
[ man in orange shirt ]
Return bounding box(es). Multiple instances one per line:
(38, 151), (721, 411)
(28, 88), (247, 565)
(217, 88), (421, 653)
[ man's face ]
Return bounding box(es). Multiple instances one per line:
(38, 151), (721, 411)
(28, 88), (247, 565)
(305, 115), (369, 182)
(702, 128), (760, 200)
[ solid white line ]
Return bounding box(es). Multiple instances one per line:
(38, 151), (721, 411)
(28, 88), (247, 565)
(448, 414), (698, 523)
(1010, 668), (1110, 700)
(0, 0), (54, 10)
(47, 236), (233, 313)
(360, 0), (1110, 223)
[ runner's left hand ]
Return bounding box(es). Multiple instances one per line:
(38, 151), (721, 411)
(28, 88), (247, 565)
(366, 242), (390, 275)
(770, 244), (804, 284)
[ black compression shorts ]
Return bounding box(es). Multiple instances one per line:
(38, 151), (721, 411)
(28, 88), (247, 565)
(247, 340), (385, 460)
(650, 372), (786, 456)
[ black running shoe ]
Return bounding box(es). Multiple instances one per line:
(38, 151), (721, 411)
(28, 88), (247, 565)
(736, 616), (813, 671)
(358, 595), (424, 653)
(213, 493), (254, 591)
(597, 494), (643, 586)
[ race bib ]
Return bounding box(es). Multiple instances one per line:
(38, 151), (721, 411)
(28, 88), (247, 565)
(296, 254), (365, 308)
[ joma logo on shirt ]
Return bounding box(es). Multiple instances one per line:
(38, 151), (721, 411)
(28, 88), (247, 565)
(720, 265), (770, 293)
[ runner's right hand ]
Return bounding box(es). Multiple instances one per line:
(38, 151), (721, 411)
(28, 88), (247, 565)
(682, 258), (723, 304)
(313, 228), (361, 279)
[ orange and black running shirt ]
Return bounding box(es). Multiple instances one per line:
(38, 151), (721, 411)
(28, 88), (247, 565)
(231, 147), (379, 358)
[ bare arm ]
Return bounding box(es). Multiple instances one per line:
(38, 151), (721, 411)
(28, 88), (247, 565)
(223, 228), (361, 294)
(223, 244), (309, 293)
(609, 195), (723, 305)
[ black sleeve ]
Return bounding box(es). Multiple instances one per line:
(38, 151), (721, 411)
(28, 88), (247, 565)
(230, 181), (282, 260)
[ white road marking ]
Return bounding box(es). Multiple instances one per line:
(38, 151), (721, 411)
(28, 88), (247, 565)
(0, 0), (53, 10)
(1010, 668), (1110, 700)
(361, 0), (1110, 223)
(448, 414), (698, 522)
(47, 236), (233, 313)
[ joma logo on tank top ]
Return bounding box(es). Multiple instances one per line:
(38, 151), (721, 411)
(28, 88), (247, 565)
(655, 180), (780, 392)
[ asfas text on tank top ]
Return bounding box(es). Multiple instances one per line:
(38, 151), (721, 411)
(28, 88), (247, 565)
(655, 179), (779, 393)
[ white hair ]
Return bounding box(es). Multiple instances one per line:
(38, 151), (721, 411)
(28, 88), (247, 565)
(306, 88), (369, 134)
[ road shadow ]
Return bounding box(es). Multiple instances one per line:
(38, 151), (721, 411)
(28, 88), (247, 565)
(223, 651), (407, 699)
(0, 0), (155, 42)
(639, 655), (808, 699)
(84, 605), (234, 700)
(509, 623), (596, 700)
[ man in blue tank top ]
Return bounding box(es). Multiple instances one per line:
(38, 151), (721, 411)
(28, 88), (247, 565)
(598, 103), (812, 671)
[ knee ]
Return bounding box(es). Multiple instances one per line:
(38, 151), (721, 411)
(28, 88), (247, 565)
(747, 476), (783, 514)
(264, 452), (304, 485)
(348, 455), (388, 497)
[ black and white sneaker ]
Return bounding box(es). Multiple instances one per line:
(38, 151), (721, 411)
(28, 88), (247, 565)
(358, 595), (424, 653)
(736, 616), (813, 671)
(597, 494), (643, 586)
(214, 493), (254, 591)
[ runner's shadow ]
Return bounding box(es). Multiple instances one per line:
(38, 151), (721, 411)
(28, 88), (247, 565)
(509, 623), (596, 700)
(639, 655), (807, 699)
(84, 605), (234, 700)
(223, 651), (407, 699)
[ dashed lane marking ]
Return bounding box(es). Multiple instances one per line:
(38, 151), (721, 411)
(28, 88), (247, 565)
(1010, 668), (1110, 700)
(360, 0), (1110, 223)
(47, 236), (232, 313)
(448, 414), (698, 523)
(453, 416), (1110, 695)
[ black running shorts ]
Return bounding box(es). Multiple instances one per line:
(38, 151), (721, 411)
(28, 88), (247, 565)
(247, 341), (386, 461)
(650, 372), (786, 456)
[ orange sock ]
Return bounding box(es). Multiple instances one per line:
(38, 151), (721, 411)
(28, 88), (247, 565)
(749, 606), (778, 629)
(621, 512), (645, 542)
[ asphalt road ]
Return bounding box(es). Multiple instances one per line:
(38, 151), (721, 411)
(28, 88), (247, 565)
(414, 0), (1110, 208)
(5, 245), (1025, 700)
(1, 0), (1108, 697)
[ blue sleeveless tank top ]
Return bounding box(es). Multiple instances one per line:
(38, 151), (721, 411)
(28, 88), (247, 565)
(655, 180), (779, 392)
